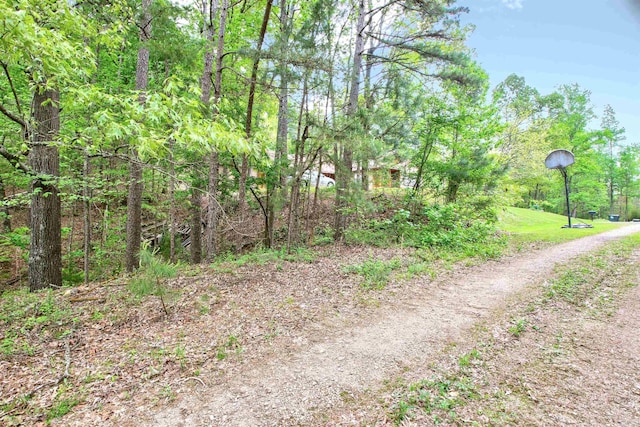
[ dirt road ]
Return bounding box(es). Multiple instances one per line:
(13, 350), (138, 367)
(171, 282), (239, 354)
(148, 224), (640, 426)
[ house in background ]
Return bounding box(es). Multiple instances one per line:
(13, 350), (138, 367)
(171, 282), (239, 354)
(257, 150), (416, 190)
(353, 160), (416, 189)
(319, 159), (415, 190)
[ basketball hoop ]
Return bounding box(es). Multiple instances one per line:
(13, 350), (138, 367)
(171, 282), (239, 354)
(545, 149), (575, 228)
(545, 149), (574, 170)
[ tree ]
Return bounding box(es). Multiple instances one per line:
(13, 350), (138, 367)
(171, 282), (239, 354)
(332, 0), (477, 239)
(333, 0), (366, 241)
(203, 0), (228, 262)
(192, 0), (219, 265)
(0, 174), (10, 232)
(28, 90), (63, 290)
(263, 0), (294, 248)
(426, 69), (505, 204)
(492, 74), (553, 207)
(125, 0), (153, 273)
(617, 144), (639, 220)
(600, 104), (626, 213)
(546, 84), (605, 217)
(412, 97), (451, 194)
(282, 0), (338, 250)
(2, 0), (634, 288)
(0, 0), (93, 290)
(238, 0), (274, 216)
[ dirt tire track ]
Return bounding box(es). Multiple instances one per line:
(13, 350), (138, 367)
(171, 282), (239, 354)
(149, 224), (640, 426)
(514, 273), (640, 426)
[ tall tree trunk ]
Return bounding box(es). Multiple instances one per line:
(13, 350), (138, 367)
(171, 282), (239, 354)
(0, 176), (11, 232)
(125, 0), (152, 273)
(125, 153), (143, 272)
(446, 181), (459, 203)
(182, 19), (203, 265)
(28, 89), (62, 291)
(239, 0), (273, 214)
(205, 151), (220, 261)
(66, 203), (77, 274)
(334, 0), (366, 241)
(278, 80), (289, 200)
(361, 9), (378, 192)
(82, 43), (99, 284)
(413, 128), (435, 193)
(286, 131), (308, 251)
(193, 0), (218, 264)
(237, 156), (249, 215)
(265, 0), (292, 248)
(609, 179), (614, 214)
(625, 191), (629, 221)
(307, 150), (324, 242)
(205, 0), (227, 262)
(168, 139), (176, 263)
(286, 73), (309, 251)
(83, 149), (91, 283)
(190, 185), (202, 263)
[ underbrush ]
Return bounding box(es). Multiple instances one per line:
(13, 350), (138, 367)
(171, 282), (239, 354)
(346, 201), (506, 259)
(0, 289), (74, 358)
(339, 199), (506, 290)
(212, 246), (317, 272)
(342, 257), (403, 290)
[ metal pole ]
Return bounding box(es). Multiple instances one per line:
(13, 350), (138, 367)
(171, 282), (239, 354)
(562, 168), (571, 228)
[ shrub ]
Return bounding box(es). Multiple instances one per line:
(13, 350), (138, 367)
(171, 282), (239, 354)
(346, 200), (504, 258)
(343, 257), (403, 290)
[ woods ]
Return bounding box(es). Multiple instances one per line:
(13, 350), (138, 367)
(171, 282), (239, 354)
(2, 1), (640, 425)
(1, 0), (638, 289)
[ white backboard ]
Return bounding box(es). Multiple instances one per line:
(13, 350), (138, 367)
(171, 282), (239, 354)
(545, 149), (575, 169)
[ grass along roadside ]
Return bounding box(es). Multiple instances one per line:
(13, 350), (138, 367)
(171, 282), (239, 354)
(378, 232), (640, 425)
(498, 207), (625, 247)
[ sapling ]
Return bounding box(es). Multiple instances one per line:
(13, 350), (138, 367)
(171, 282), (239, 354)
(128, 248), (177, 315)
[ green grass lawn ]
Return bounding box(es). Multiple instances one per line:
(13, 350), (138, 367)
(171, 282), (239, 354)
(498, 207), (626, 245)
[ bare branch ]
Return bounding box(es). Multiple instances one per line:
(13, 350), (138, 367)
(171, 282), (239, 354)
(367, 0), (400, 17)
(1, 61), (24, 118)
(0, 102), (27, 129)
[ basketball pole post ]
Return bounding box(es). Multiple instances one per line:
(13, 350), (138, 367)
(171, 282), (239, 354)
(545, 150), (575, 229)
(561, 167), (571, 228)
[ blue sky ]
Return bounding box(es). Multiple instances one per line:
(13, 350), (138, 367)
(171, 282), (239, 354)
(459, 0), (640, 144)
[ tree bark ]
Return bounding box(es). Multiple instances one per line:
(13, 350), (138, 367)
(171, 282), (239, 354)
(239, 0), (273, 214)
(0, 176), (11, 232)
(168, 139), (176, 263)
(193, 0), (218, 264)
(125, 153), (143, 272)
(361, 11), (378, 192)
(265, 0), (292, 248)
(413, 128), (435, 193)
(205, 0), (227, 262)
(205, 151), (220, 261)
(286, 72), (309, 250)
(307, 149), (324, 238)
(200, 0), (218, 104)
(83, 149), (91, 283)
(28, 89), (62, 291)
(190, 186), (202, 263)
(125, 0), (152, 273)
(334, 0), (366, 241)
